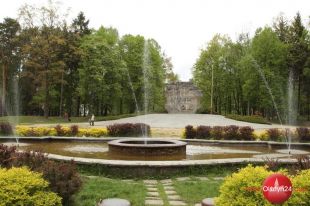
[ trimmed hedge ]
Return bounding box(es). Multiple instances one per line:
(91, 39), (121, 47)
(0, 122), (13, 136)
(185, 125), (255, 140)
(107, 123), (151, 137)
(0, 144), (82, 204)
(0, 167), (62, 206)
(15, 125), (108, 137)
(296, 127), (310, 142)
(216, 164), (310, 206)
(226, 114), (270, 124)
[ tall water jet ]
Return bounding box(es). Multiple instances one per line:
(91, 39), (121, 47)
(252, 58), (291, 153)
(287, 69), (297, 153)
(142, 40), (151, 139)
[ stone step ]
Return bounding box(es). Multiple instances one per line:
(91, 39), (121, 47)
(145, 199), (164, 206)
(201, 198), (215, 206)
(147, 192), (160, 197)
(167, 195), (182, 200)
(168, 200), (187, 206)
(165, 190), (177, 195)
(144, 180), (158, 185)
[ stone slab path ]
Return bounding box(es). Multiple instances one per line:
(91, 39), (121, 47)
(142, 176), (222, 206)
(52, 114), (282, 129)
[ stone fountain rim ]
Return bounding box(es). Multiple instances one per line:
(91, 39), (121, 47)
(108, 138), (187, 148)
(1, 137), (309, 167)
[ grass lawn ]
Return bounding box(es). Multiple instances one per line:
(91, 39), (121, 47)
(73, 176), (225, 206)
(0, 114), (137, 125)
(73, 177), (146, 206)
(173, 178), (223, 205)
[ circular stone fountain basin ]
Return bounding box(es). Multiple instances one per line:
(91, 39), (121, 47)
(108, 138), (187, 160)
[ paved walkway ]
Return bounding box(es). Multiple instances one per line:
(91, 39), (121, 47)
(82, 114), (279, 129)
(141, 176), (222, 206)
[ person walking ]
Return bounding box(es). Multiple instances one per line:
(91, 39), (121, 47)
(90, 114), (95, 126)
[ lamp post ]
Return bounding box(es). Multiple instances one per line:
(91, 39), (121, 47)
(210, 64), (214, 114)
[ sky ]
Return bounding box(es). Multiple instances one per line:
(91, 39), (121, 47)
(1, 0), (310, 81)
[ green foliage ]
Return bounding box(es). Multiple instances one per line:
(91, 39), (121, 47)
(173, 179), (223, 205)
(185, 125), (255, 140)
(0, 167), (62, 206)
(289, 169), (310, 205)
(266, 128), (284, 141)
(0, 144), (82, 204)
(0, 122), (13, 135)
(226, 114), (270, 124)
(296, 127), (310, 142)
(216, 164), (310, 206)
(193, 13), (310, 122)
(73, 177), (146, 206)
(215, 165), (274, 206)
(107, 123), (150, 137)
(184, 125), (196, 139)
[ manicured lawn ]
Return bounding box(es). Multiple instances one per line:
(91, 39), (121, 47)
(173, 178), (223, 205)
(0, 114), (137, 124)
(225, 114), (270, 124)
(73, 177), (146, 206)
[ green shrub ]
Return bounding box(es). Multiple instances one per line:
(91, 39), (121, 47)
(0, 144), (16, 168)
(0, 167), (61, 206)
(54, 124), (66, 136)
(196, 126), (211, 139)
(107, 123), (150, 137)
(239, 126), (255, 140)
(266, 128), (283, 141)
(288, 169), (310, 205)
(215, 165), (274, 206)
(223, 125), (239, 140)
(0, 144), (82, 204)
(296, 127), (310, 142)
(40, 160), (82, 204)
(226, 114), (270, 124)
(70, 125), (79, 136)
(0, 122), (13, 136)
(211, 126), (224, 140)
(185, 125), (196, 139)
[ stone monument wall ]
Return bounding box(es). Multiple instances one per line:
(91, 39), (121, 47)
(165, 82), (202, 113)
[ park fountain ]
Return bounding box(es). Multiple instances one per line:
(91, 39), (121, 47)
(253, 58), (293, 154)
(112, 39), (187, 157)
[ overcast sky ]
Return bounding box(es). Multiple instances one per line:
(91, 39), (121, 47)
(1, 0), (310, 80)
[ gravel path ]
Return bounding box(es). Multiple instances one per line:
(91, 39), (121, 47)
(87, 114), (280, 129)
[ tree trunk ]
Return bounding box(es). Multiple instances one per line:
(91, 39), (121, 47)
(2, 63), (7, 116)
(76, 96), (80, 116)
(44, 74), (49, 118)
(59, 72), (64, 117)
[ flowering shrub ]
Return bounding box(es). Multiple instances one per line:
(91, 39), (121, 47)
(16, 126), (52, 136)
(296, 127), (310, 142)
(184, 125), (196, 139)
(15, 125), (107, 137)
(211, 126), (224, 139)
(0, 144), (16, 168)
(70, 125), (79, 136)
(0, 122), (13, 136)
(185, 126), (255, 140)
(196, 125), (211, 139)
(266, 128), (284, 141)
(0, 144), (82, 204)
(239, 126), (255, 140)
(216, 164), (310, 206)
(289, 169), (310, 205)
(224, 125), (240, 140)
(0, 167), (62, 206)
(107, 123), (151, 137)
(40, 160), (82, 204)
(215, 165), (275, 206)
